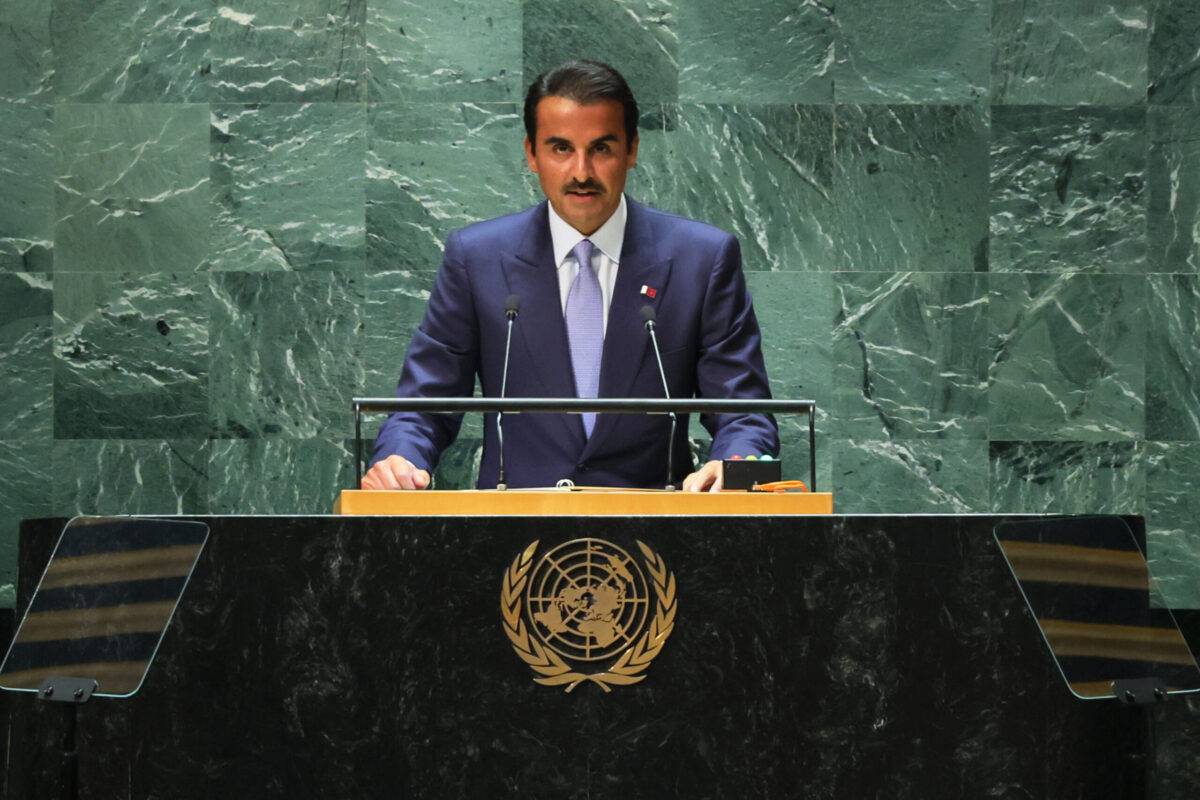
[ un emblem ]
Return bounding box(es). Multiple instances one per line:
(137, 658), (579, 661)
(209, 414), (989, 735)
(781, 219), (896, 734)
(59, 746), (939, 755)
(501, 538), (677, 692)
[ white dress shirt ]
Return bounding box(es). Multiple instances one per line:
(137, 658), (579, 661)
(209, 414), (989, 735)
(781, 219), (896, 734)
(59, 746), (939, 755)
(548, 193), (627, 335)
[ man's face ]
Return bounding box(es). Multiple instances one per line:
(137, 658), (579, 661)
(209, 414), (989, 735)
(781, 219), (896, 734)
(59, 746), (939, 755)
(524, 96), (639, 236)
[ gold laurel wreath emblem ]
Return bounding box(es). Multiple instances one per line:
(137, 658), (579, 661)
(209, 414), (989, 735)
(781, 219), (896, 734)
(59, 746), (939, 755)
(500, 539), (677, 693)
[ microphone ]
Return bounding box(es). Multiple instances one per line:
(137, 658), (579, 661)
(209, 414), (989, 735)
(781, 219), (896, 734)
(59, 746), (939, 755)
(640, 305), (676, 490)
(496, 294), (520, 489)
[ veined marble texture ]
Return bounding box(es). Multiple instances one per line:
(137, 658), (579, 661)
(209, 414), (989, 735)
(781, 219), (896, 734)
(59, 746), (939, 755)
(747, 272), (833, 488)
(1146, 442), (1200, 608)
(53, 272), (209, 439)
(1147, 274), (1200, 440)
(834, 272), (988, 440)
(523, 0), (677, 103)
(0, 441), (51, 607)
(678, 0), (833, 104)
(0, 102), (53, 271)
(51, 439), (208, 516)
(989, 273), (1145, 441)
(366, 102), (536, 272)
(210, 103), (366, 271)
(50, 0), (210, 102)
(833, 104), (989, 271)
(664, 104), (836, 271)
(54, 103), (210, 272)
(1148, 106), (1200, 273)
(208, 0), (367, 102)
(991, 0), (1149, 105)
(833, 439), (988, 513)
(358, 267), (486, 479)
(208, 271), (366, 439)
(367, 0), (523, 102)
(208, 437), (353, 513)
(615, 103), (676, 213)
(682, 269), (832, 486)
(360, 269), (435, 397)
(834, 0), (989, 104)
(0, 273), (52, 441)
(990, 105), (1147, 273)
(0, 0), (52, 103)
(989, 441), (1145, 514)
(1149, 0), (1200, 105)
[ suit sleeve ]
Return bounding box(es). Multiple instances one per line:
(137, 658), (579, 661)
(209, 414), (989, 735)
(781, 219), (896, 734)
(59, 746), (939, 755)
(370, 230), (479, 472)
(696, 234), (780, 460)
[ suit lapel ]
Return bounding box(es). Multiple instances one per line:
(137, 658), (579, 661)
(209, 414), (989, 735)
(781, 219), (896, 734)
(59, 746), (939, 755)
(500, 202), (587, 446)
(582, 197), (673, 460)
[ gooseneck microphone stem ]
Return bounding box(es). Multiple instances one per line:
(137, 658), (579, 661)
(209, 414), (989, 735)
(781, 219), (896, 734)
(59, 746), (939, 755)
(497, 295), (520, 489)
(641, 306), (676, 491)
(497, 316), (513, 488)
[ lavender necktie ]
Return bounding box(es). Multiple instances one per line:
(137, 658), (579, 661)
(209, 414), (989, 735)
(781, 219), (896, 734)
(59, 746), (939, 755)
(564, 238), (602, 437)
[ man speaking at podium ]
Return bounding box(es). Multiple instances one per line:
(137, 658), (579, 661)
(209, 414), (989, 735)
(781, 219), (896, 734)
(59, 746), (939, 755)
(364, 60), (777, 493)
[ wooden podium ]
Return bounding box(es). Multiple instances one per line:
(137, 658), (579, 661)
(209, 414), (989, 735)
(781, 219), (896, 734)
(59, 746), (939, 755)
(334, 488), (833, 516)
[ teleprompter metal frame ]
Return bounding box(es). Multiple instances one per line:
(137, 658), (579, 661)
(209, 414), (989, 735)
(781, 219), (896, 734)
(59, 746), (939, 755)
(351, 397), (817, 491)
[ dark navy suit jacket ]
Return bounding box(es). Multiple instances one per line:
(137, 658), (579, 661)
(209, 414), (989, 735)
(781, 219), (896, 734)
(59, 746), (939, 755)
(371, 196), (778, 488)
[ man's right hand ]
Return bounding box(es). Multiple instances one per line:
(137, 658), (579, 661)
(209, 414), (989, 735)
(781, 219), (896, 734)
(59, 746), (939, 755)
(361, 455), (431, 490)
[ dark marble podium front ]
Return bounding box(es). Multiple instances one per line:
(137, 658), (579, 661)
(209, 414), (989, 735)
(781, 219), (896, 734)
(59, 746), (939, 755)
(2, 515), (1198, 800)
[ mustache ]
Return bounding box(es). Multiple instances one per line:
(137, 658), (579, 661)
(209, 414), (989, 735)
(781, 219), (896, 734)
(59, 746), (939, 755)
(564, 179), (604, 194)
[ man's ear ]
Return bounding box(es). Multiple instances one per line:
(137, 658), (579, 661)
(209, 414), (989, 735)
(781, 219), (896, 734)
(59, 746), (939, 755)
(627, 135), (639, 169)
(524, 136), (538, 173)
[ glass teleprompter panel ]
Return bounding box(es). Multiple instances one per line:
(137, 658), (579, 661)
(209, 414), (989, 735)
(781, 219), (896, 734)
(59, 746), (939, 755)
(994, 516), (1200, 700)
(0, 516), (208, 698)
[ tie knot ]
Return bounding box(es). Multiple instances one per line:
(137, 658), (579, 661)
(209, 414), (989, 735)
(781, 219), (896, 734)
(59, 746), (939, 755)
(571, 239), (595, 271)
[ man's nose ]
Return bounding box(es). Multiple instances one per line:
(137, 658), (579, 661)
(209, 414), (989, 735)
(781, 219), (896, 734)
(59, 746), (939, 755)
(570, 150), (593, 181)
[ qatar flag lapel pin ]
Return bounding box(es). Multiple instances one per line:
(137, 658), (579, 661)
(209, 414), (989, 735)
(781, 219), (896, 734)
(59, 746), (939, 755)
(640, 285), (657, 299)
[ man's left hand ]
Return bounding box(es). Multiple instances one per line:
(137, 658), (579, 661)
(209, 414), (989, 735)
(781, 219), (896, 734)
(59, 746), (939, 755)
(682, 459), (723, 493)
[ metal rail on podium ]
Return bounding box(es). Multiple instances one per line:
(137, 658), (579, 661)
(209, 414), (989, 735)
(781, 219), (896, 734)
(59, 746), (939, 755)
(342, 397), (829, 515)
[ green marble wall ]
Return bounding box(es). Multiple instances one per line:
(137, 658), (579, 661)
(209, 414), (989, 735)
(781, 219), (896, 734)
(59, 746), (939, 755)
(1, 1), (1199, 608)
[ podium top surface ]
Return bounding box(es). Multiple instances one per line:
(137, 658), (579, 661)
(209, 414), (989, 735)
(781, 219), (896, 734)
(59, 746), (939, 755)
(334, 489), (833, 516)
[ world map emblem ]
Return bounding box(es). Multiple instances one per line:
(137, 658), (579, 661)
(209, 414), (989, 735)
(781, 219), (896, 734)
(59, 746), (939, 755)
(500, 538), (677, 692)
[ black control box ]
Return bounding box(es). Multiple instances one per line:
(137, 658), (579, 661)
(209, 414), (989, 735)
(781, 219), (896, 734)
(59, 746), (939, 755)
(722, 458), (782, 490)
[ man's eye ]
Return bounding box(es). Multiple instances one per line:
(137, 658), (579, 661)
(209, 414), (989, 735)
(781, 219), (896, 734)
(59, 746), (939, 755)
(553, 143), (570, 153)
(593, 143), (610, 153)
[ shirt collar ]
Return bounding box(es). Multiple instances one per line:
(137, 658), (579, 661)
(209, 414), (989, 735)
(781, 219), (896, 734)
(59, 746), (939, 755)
(548, 193), (627, 268)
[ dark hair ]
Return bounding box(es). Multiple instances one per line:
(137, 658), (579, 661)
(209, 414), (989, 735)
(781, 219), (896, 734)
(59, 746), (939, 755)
(523, 60), (639, 152)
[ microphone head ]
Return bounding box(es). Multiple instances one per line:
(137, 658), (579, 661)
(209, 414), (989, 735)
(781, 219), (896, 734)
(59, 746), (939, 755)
(639, 304), (657, 327)
(505, 294), (520, 318)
